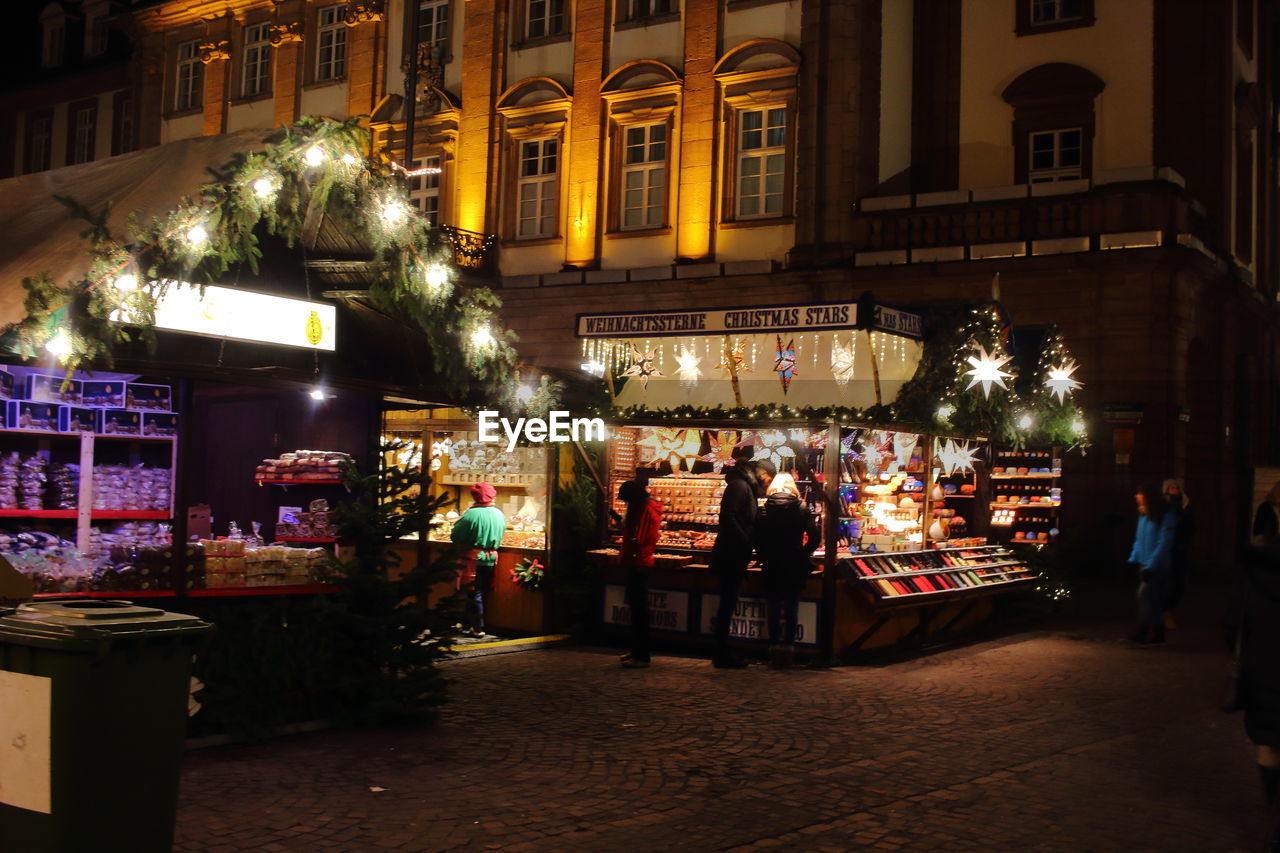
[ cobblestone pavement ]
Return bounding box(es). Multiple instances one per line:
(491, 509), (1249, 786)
(174, 592), (1264, 852)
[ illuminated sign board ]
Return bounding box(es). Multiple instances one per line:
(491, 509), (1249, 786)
(119, 283), (336, 351)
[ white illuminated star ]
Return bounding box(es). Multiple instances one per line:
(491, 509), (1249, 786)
(1045, 359), (1082, 402)
(938, 439), (980, 476)
(831, 339), (856, 385)
(675, 347), (701, 387)
(963, 344), (1014, 398)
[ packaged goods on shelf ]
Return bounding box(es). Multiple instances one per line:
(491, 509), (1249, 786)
(24, 374), (81, 405)
(200, 539), (330, 587)
(19, 455), (46, 510)
(0, 369), (13, 401)
(255, 449), (351, 480)
(81, 380), (125, 408)
(97, 409), (141, 435)
(90, 521), (173, 555)
(59, 406), (97, 433)
(7, 401), (62, 431)
(49, 463), (78, 509)
(142, 412), (179, 437)
(441, 438), (542, 485)
(0, 452), (18, 509)
(845, 545), (1035, 601)
(125, 382), (172, 411)
(91, 464), (171, 511)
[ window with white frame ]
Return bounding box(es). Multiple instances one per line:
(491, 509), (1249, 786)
(71, 107), (96, 165)
(316, 5), (348, 81)
(408, 155), (443, 225)
(1030, 0), (1083, 26)
(525, 0), (566, 40)
(42, 23), (64, 68)
(1028, 128), (1083, 182)
(621, 123), (666, 229)
(736, 107), (787, 219)
(417, 0), (451, 58)
(28, 115), (52, 172)
(516, 138), (559, 239)
(627, 0), (674, 20)
(242, 23), (272, 97)
(175, 40), (203, 111)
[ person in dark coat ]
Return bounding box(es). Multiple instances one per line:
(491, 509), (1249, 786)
(1255, 482), (1280, 547)
(1162, 478), (1195, 629)
(617, 479), (662, 669)
(1128, 484), (1176, 644)
(754, 472), (819, 669)
(1225, 536), (1280, 853)
(709, 458), (773, 668)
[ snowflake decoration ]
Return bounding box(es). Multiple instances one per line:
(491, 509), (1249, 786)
(963, 344), (1014, 399)
(1044, 359), (1082, 402)
(700, 430), (740, 472)
(635, 428), (701, 471)
(739, 429), (796, 472)
(831, 338), (856, 386)
(674, 346), (702, 388)
(715, 338), (749, 376)
(773, 336), (798, 393)
(621, 345), (662, 389)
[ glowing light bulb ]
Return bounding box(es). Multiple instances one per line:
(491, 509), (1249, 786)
(471, 325), (494, 349)
(516, 384), (535, 403)
(45, 331), (71, 358)
(113, 274), (137, 292)
(936, 404), (954, 420)
(253, 177), (275, 198)
(581, 360), (605, 377)
(309, 387), (326, 401)
(424, 265), (448, 291)
(341, 153), (358, 166)
(186, 224), (208, 247)
(1071, 418), (1086, 435)
(304, 146), (325, 167)
(1017, 413), (1034, 431)
(380, 201), (408, 225)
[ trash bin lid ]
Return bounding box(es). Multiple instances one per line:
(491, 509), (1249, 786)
(0, 599), (211, 648)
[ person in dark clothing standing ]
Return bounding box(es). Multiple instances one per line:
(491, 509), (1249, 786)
(710, 458), (773, 668)
(1162, 478), (1195, 629)
(1225, 537), (1280, 853)
(1255, 482), (1280, 547)
(754, 472), (819, 669)
(618, 479), (662, 669)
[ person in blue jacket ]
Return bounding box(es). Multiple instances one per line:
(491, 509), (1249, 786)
(1129, 483), (1177, 644)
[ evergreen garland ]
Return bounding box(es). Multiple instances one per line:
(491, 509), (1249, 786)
(11, 117), (517, 403)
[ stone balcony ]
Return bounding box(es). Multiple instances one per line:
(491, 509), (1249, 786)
(845, 166), (1217, 267)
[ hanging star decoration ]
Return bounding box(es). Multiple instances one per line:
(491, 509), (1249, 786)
(635, 427), (701, 471)
(674, 346), (702, 388)
(831, 338), (856, 386)
(892, 433), (918, 469)
(739, 429), (796, 471)
(773, 336), (798, 393)
(1044, 359), (1082, 402)
(937, 439), (980, 476)
(963, 344), (1015, 399)
(715, 338), (749, 376)
(700, 430), (740, 472)
(620, 345), (662, 389)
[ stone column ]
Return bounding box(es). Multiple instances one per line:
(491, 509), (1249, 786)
(200, 13), (233, 136)
(344, 10), (385, 118)
(565, 0), (607, 267)
(457, 0), (507, 236)
(271, 4), (305, 127)
(675, 0), (720, 262)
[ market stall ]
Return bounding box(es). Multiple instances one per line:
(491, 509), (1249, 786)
(578, 299), (1084, 657)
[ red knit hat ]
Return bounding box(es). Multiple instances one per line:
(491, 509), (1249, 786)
(471, 482), (497, 504)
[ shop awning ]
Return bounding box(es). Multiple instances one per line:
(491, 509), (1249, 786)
(0, 131), (265, 331)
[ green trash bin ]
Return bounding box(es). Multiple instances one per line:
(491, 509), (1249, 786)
(0, 599), (212, 853)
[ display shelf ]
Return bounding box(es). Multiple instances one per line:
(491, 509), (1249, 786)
(0, 508), (171, 519)
(189, 583), (344, 597)
(873, 575), (1040, 604)
(989, 502), (1060, 509)
(854, 559), (1027, 580)
(32, 589), (177, 599)
(990, 473), (1058, 480)
(255, 478), (344, 486)
(436, 478), (534, 488)
(0, 427), (174, 443)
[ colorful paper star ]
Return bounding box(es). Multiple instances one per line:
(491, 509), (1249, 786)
(963, 344), (1014, 399)
(700, 430), (740, 472)
(740, 429), (796, 472)
(831, 339), (856, 386)
(1044, 359), (1082, 402)
(773, 336), (798, 393)
(937, 438), (980, 476)
(635, 428), (701, 471)
(715, 338), (749, 376)
(674, 347), (702, 387)
(621, 345), (662, 389)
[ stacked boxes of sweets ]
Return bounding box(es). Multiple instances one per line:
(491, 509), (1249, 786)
(91, 464), (170, 511)
(847, 547), (1034, 599)
(275, 499), (337, 540)
(644, 476), (724, 552)
(202, 539), (247, 587)
(256, 450), (351, 482)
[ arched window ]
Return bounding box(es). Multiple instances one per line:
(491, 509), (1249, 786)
(601, 61), (682, 233)
(1001, 63), (1104, 184)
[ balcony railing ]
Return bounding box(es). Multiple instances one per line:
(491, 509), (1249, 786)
(849, 175), (1208, 260)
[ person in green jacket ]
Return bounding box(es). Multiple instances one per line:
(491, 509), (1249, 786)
(451, 482), (507, 636)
